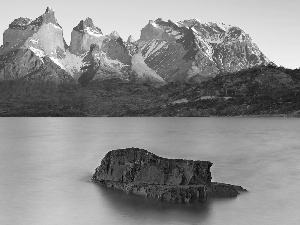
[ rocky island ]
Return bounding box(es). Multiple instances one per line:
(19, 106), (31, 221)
(92, 148), (247, 203)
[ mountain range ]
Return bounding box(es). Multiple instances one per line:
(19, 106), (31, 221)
(0, 7), (271, 86)
(1, 7), (299, 117)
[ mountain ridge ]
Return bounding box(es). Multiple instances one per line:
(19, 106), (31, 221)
(0, 7), (272, 86)
(2, 7), (298, 117)
(137, 17), (270, 83)
(1, 65), (300, 117)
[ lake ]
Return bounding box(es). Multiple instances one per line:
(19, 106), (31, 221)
(0, 117), (300, 225)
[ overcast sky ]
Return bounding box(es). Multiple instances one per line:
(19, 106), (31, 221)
(1, 0), (299, 68)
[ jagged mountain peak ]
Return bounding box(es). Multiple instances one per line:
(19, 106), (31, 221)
(127, 35), (135, 43)
(0, 8), (273, 87)
(73, 17), (103, 35)
(9, 18), (32, 30)
(140, 18), (188, 41)
(30, 7), (61, 29)
(45, 6), (54, 13)
(6, 7), (61, 32)
(178, 19), (240, 38)
(0, 7), (65, 57)
(147, 18), (178, 28)
(70, 17), (104, 55)
(110, 31), (120, 39)
(180, 18), (209, 26)
(146, 17), (249, 43)
(147, 18), (233, 33)
(147, 19), (158, 27)
(138, 17), (270, 82)
(83, 17), (94, 27)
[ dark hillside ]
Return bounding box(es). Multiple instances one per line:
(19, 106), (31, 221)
(1, 65), (300, 117)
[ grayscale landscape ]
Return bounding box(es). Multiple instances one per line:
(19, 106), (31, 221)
(0, 1), (300, 225)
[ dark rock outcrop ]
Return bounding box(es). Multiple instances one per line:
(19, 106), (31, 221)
(92, 148), (247, 203)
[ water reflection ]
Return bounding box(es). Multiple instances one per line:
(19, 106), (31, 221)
(96, 184), (212, 225)
(1, 117), (300, 225)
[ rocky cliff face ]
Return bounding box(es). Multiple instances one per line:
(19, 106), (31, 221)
(1, 7), (66, 57)
(137, 18), (270, 83)
(94, 148), (212, 185)
(67, 19), (132, 82)
(92, 148), (247, 203)
(0, 8), (134, 86)
(0, 7), (70, 82)
(0, 7), (273, 88)
(69, 17), (104, 55)
(78, 43), (129, 86)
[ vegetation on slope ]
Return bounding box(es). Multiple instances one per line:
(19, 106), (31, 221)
(0, 65), (300, 117)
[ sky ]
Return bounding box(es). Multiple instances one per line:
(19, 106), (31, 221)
(0, 0), (299, 69)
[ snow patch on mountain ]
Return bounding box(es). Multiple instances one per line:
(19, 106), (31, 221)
(53, 24), (62, 30)
(49, 56), (65, 69)
(28, 46), (45, 58)
(56, 50), (88, 76)
(24, 22), (66, 57)
(85, 27), (103, 37)
(132, 52), (166, 84)
(216, 23), (230, 31)
(149, 20), (158, 28)
(0, 7), (273, 86)
(141, 40), (168, 58)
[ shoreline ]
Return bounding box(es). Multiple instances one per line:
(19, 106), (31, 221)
(0, 113), (299, 118)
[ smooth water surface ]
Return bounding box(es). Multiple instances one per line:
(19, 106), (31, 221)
(0, 117), (300, 225)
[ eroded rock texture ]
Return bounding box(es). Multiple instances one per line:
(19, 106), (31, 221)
(0, 7), (273, 88)
(92, 148), (247, 203)
(0, 7), (69, 82)
(137, 18), (270, 83)
(0, 7), (133, 86)
(69, 17), (104, 55)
